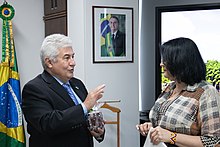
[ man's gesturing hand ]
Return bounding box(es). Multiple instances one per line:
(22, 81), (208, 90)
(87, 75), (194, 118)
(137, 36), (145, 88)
(83, 84), (105, 110)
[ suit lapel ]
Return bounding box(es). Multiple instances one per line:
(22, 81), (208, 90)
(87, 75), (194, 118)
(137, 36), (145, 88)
(69, 82), (86, 102)
(115, 30), (120, 39)
(41, 71), (75, 106)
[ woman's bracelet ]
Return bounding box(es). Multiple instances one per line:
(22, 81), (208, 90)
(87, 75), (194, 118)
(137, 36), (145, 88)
(170, 132), (177, 144)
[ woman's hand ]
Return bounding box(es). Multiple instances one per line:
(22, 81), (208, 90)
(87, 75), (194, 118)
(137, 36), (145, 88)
(136, 122), (152, 136)
(150, 126), (171, 145)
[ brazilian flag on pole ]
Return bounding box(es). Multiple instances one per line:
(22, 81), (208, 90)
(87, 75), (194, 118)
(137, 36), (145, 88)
(100, 13), (115, 57)
(0, 2), (26, 147)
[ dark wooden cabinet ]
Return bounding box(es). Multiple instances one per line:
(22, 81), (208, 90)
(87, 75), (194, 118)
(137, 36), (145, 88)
(43, 0), (67, 36)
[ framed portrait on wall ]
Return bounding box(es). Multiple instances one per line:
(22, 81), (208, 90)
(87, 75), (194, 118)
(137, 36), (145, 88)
(92, 6), (134, 63)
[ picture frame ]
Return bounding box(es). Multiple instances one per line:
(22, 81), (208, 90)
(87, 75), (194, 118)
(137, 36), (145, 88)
(92, 6), (134, 63)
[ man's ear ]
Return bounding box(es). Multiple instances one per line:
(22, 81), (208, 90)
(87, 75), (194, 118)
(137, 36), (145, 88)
(45, 58), (53, 68)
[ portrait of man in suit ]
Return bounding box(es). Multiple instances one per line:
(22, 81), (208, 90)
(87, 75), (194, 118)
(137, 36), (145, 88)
(108, 16), (126, 56)
(100, 15), (126, 57)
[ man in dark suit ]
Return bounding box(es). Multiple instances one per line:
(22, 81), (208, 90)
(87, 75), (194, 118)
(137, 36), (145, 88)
(22, 34), (105, 147)
(109, 16), (126, 56)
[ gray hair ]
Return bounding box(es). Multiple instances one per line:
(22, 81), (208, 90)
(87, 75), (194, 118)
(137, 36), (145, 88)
(40, 34), (72, 69)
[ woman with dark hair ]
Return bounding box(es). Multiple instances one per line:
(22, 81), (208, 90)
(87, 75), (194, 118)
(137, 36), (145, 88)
(136, 37), (220, 147)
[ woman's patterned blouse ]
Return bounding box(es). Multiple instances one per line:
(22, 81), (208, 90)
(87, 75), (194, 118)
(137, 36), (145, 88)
(149, 81), (220, 146)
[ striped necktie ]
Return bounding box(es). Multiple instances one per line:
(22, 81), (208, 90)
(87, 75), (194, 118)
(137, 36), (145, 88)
(63, 83), (79, 105)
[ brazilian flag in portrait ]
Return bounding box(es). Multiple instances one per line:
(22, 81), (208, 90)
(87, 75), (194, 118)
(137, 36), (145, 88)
(100, 13), (115, 57)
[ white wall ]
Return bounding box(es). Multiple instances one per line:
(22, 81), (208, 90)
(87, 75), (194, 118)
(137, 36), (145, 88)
(68, 0), (140, 147)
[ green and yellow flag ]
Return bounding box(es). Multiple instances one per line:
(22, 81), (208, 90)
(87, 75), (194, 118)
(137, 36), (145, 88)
(0, 2), (26, 147)
(100, 14), (115, 57)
